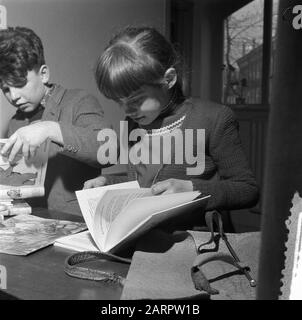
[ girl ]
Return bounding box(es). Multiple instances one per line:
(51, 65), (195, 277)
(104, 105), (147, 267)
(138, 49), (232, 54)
(85, 26), (259, 228)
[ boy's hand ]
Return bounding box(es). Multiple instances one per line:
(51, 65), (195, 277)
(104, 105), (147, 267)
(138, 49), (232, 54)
(151, 178), (193, 195)
(83, 176), (107, 189)
(1, 121), (63, 162)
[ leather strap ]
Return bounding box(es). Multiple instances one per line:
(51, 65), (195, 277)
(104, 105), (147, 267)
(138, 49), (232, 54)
(197, 210), (223, 253)
(192, 210), (250, 295)
(64, 251), (131, 286)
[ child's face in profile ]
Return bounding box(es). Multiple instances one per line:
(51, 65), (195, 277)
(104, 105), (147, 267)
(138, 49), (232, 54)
(1, 69), (47, 113)
(119, 85), (170, 126)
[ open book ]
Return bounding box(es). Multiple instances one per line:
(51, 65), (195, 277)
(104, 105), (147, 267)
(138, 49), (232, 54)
(0, 138), (49, 215)
(54, 181), (210, 253)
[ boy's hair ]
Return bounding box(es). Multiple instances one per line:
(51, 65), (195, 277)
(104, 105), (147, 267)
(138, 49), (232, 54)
(0, 26), (45, 88)
(95, 26), (185, 103)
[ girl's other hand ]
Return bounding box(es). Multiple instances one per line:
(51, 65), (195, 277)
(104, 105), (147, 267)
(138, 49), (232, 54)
(151, 179), (193, 195)
(83, 176), (107, 189)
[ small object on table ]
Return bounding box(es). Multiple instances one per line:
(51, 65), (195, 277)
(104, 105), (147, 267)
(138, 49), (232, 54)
(0, 203), (9, 217)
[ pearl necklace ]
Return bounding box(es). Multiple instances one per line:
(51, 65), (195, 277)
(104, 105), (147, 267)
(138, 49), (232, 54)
(145, 114), (186, 137)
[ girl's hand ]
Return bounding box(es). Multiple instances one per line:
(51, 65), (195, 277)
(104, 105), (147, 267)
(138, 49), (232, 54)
(151, 178), (193, 195)
(83, 176), (107, 189)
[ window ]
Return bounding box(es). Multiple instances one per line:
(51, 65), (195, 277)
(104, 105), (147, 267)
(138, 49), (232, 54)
(222, 0), (279, 105)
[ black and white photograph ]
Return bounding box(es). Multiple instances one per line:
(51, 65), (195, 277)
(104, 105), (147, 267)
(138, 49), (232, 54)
(0, 0), (301, 307)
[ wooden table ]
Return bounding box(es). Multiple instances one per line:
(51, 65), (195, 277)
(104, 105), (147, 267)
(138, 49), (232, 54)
(0, 208), (129, 300)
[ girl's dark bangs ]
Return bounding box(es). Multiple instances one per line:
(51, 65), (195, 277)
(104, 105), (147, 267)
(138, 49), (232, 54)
(106, 67), (144, 100)
(97, 51), (161, 101)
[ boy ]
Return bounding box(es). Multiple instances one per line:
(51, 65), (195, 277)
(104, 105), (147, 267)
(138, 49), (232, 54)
(0, 26), (112, 215)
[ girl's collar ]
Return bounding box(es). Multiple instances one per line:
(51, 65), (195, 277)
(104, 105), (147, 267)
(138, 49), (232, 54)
(141, 99), (189, 136)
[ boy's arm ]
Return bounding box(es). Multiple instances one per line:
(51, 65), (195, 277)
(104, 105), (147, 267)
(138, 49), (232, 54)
(2, 94), (117, 167)
(57, 93), (116, 167)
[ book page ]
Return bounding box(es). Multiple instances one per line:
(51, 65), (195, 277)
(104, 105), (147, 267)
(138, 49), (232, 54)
(0, 139), (49, 200)
(75, 180), (140, 250)
(104, 191), (207, 252)
(54, 230), (98, 252)
(93, 188), (152, 251)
